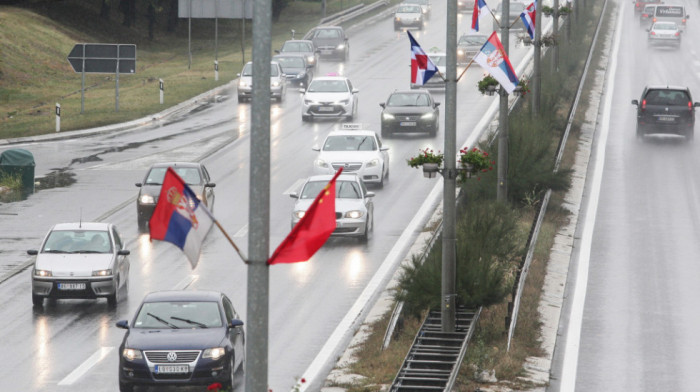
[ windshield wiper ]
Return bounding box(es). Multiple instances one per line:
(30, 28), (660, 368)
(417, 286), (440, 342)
(44, 249), (69, 253)
(171, 316), (208, 328)
(147, 312), (179, 329)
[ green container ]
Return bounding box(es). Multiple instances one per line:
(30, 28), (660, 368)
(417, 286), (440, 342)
(0, 148), (35, 192)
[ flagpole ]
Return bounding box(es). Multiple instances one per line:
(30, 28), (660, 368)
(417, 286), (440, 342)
(213, 220), (249, 264)
(456, 57), (476, 82)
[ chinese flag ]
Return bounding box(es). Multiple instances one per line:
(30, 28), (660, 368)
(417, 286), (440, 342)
(268, 168), (343, 265)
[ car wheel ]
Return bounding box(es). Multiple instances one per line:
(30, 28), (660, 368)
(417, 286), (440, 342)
(360, 222), (369, 242)
(687, 129), (694, 141)
(137, 217), (148, 233)
(378, 167), (385, 188)
(636, 125), (645, 140)
(238, 95), (244, 103)
(119, 380), (134, 392)
(222, 355), (235, 391)
(302, 115), (311, 122)
(107, 279), (120, 307)
(394, 24), (399, 31)
(32, 294), (43, 307)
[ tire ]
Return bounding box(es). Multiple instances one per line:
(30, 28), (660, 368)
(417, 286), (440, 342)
(107, 279), (119, 307)
(237, 95), (244, 103)
(636, 125), (644, 140)
(687, 129), (694, 141)
(360, 223), (369, 242)
(221, 355), (235, 391)
(137, 217), (148, 233)
(302, 115), (311, 122)
(119, 381), (134, 392)
(32, 294), (43, 307)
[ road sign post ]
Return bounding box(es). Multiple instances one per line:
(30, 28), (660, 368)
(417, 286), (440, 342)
(215, 60), (219, 81)
(159, 79), (164, 105)
(67, 43), (136, 113)
(55, 103), (61, 132)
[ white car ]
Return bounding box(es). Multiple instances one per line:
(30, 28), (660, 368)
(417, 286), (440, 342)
(647, 21), (682, 48)
(300, 76), (359, 121)
(237, 61), (286, 103)
(290, 173), (375, 241)
(394, 3), (424, 30)
(312, 124), (390, 187)
(411, 51), (446, 89)
(28, 222), (130, 307)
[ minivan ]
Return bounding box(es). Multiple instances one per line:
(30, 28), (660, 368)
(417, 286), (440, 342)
(652, 4), (689, 31)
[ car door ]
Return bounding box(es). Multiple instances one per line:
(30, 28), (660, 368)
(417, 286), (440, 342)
(374, 133), (390, 174)
(222, 295), (245, 369)
(201, 165), (215, 209)
(111, 226), (129, 288)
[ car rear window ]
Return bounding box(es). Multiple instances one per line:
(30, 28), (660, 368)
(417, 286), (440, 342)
(655, 6), (683, 17)
(644, 89), (690, 105)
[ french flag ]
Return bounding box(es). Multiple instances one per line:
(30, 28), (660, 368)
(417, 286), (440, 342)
(473, 32), (519, 94)
(471, 0), (491, 32)
(149, 167), (214, 268)
(407, 31), (438, 86)
(520, 1), (536, 40)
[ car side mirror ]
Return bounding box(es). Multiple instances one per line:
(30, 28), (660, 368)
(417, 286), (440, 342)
(205, 183), (216, 188)
(237, 73), (241, 77)
(435, 102), (441, 107)
(116, 320), (129, 329)
(281, 73), (287, 78)
(379, 102), (386, 108)
(352, 89), (359, 94)
(274, 49), (281, 54)
(289, 192), (299, 199)
(118, 249), (131, 256)
(631, 99), (639, 106)
(230, 319), (244, 328)
(694, 102), (700, 107)
(312, 146), (320, 151)
(380, 146), (389, 151)
(365, 192), (375, 198)
(27, 249), (38, 255)
(135, 183), (142, 187)
(299, 88), (306, 93)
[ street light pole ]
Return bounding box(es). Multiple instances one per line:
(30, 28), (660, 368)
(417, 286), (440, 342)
(497, 0), (510, 202)
(441, 0), (458, 333)
(247, 0), (272, 391)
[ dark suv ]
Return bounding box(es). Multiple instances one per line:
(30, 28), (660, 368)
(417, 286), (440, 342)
(303, 26), (349, 61)
(632, 85), (700, 140)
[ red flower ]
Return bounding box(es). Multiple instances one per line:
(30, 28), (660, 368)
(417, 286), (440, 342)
(301, 378), (306, 383)
(208, 382), (223, 391)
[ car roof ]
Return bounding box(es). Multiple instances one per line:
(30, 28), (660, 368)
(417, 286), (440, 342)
(143, 290), (224, 303)
(51, 222), (111, 231)
(310, 76), (349, 82)
(305, 173), (360, 183)
(283, 39), (314, 44)
(326, 129), (377, 137)
(645, 85), (689, 91)
(149, 162), (202, 169)
(390, 89), (431, 95)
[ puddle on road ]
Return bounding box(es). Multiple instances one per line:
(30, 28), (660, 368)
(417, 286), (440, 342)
(0, 168), (76, 202)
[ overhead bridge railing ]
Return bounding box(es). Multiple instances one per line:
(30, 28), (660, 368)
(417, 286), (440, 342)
(390, 306), (481, 392)
(319, 0), (390, 26)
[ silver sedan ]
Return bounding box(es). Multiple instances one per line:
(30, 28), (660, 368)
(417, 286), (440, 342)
(647, 21), (681, 48)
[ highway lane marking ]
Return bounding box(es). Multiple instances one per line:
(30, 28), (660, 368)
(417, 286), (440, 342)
(559, 2), (623, 391)
(57, 346), (114, 386)
(175, 275), (199, 290)
(283, 178), (307, 195)
(234, 225), (248, 238)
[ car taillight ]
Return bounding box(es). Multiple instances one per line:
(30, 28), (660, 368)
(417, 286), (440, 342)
(642, 99), (647, 109)
(650, 31), (656, 35)
(689, 101), (693, 111)
(652, 17), (657, 22)
(682, 19), (686, 24)
(675, 32), (680, 36)
(642, 13), (648, 17)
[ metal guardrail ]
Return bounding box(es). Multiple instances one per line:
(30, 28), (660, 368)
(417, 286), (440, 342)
(389, 306), (481, 391)
(319, 0), (390, 26)
(505, 0), (609, 352)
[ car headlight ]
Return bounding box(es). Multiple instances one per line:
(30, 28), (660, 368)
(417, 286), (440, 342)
(382, 113), (395, 120)
(366, 158), (380, 168)
(272, 81), (281, 87)
(239, 81), (249, 88)
(314, 159), (329, 168)
(202, 347), (226, 360)
(457, 49), (465, 55)
(344, 210), (364, 219)
(421, 112), (435, 119)
(336, 99), (350, 105)
(122, 348), (143, 361)
(336, 44), (345, 50)
(34, 269), (52, 277)
(395, 17), (402, 21)
(139, 194), (155, 204)
(295, 73), (304, 79)
(92, 269), (112, 277)
(294, 210), (306, 220)
(307, 56), (315, 63)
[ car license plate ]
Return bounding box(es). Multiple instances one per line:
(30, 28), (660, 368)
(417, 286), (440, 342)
(400, 121), (417, 126)
(321, 50), (333, 55)
(58, 283), (86, 290)
(658, 116), (675, 122)
(155, 365), (189, 374)
(318, 106), (334, 112)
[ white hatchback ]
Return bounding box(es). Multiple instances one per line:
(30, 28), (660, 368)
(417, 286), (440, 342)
(300, 76), (359, 121)
(312, 125), (390, 187)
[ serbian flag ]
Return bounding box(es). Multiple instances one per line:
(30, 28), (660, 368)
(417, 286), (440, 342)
(520, 1), (536, 40)
(150, 167), (214, 269)
(471, 0), (492, 32)
(408, 31), (438, 86)
(268, 168), (343, 265)
(474, 31), (519, 94)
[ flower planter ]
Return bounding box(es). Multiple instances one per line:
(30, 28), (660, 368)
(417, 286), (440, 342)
(422, 163), (439, 178)
(463, 163), (474, 178)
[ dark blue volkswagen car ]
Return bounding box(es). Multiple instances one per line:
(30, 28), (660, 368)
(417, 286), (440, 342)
(116, 290), (245, 392)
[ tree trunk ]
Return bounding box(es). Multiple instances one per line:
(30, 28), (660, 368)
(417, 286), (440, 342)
(167, 0), (178, 32)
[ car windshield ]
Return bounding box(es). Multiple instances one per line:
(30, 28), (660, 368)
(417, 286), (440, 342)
(656, 5), (683, 16)
(300, 180), (362, 199)
(653, 22), (677, 30)
(408, 0), (429, 4)
(398, 5), (421, 12)
(134, 301), (223, 329)
(429, 54), (446, 66)
(387, 93), (430, 107)
(42, 230), (112, 254)
(459, 35), (487, 46)
(307, 80), (349, 93)
(282, 42), (313, 52)
(145, 167), (202, 185)
(644, 89), (690, 105)
(323, 135), (377, 151)
(241, 63), (253, 76)
(275, 56), (305, 68)
(314, 28), (341, 38)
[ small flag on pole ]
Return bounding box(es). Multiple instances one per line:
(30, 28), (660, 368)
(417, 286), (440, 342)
(473, 32), (519, 94)
(149, 167), (214, 269)
(471, 0), (492, 32)
(268, 168), (343, 265)
(407, 31), (439, 87)
(520, 1), (537, 40)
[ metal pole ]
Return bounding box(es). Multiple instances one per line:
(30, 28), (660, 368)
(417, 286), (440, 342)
(532, 0), (542, 114)
(553, 0), (559, 72)
(247, 0), (271, 391)
(81, 45), (85, 114)
(497, 0), (510, 202)
(215, 0), (219, 61)
(115, 58), (120, 112)
(188, 0), (192, 70)
(441, 0), (458, 334)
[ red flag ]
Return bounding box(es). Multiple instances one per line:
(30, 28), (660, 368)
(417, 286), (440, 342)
(268, 168), (343, 265)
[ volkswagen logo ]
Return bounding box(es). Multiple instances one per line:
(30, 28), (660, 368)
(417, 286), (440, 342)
(167, 352), (177, 362)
